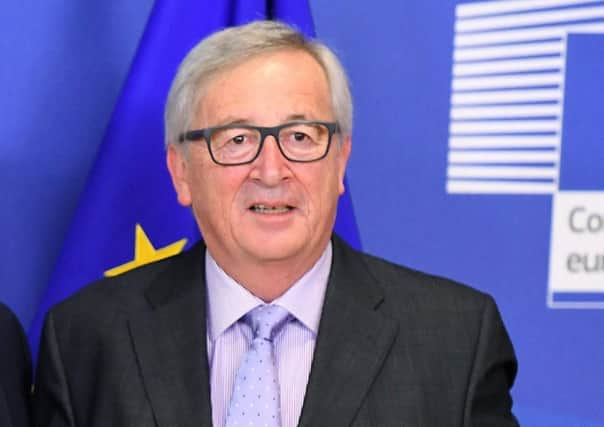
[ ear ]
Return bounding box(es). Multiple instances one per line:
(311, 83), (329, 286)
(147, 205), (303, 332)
(336, 136), (352, 195)
(166, 144), (192, 206)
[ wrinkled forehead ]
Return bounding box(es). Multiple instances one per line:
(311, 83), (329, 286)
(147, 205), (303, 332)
(192, 49), (332, 124)
(192, 50), (333, 128)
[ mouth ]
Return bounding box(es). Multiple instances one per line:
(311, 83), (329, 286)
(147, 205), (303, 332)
(249, 204), (294, 214)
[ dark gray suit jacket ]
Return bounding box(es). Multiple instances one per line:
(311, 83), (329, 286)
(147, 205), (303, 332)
(0, 303), (31, 427)
(33, 236), (517, 426)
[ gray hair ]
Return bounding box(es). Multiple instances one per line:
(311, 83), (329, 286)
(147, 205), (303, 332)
(164, 20), (352, 147)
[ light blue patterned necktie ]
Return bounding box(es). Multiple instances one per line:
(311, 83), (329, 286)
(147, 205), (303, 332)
(225, 304), (291, 427)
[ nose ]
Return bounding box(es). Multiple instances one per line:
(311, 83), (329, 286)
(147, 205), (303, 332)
(249, 135), (291, 185)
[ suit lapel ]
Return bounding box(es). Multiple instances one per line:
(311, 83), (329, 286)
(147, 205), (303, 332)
(129, 242), (213, 427)
(298, 237), (399, 427)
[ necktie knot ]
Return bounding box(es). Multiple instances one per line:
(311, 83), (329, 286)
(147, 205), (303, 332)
(245, 304), (290, 342)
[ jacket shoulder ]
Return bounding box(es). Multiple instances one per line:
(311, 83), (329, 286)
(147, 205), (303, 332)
(0, 302), (30, 362)
(334, 236), (492, 310)
(48, 242), (204, 321)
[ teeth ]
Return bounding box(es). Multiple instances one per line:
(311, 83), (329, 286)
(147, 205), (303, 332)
(251, 204), (291, 214)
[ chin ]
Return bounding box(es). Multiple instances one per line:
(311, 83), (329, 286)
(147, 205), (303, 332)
(241, 234), (309, 263)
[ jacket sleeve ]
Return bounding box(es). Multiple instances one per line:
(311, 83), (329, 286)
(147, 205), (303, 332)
(33, 311), (76, 427)
(464, 296), (519, 427)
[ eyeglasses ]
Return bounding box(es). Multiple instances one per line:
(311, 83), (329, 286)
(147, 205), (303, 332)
(178, 120), (339, 166)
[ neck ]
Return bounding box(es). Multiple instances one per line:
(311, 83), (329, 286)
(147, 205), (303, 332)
(209, 245), (329, 302)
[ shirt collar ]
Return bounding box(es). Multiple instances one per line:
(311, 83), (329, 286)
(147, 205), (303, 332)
(205, 242), (332, 342)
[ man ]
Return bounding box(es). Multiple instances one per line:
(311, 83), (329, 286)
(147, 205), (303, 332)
(33, 21), (517, 426)
(0, 303), (31, 427)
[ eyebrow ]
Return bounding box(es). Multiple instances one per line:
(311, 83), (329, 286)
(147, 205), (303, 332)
(214, 114), (315, 127)
(285, 114), (311, 121)
(214, 117), (253, 127)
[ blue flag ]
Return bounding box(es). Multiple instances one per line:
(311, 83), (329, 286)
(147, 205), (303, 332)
(30, 0), (361, 356)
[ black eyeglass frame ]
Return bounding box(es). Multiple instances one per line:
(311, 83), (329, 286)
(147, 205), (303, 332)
(178, 120), (340, 166)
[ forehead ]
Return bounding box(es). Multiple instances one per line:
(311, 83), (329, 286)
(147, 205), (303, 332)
(195, 49), (332, 126)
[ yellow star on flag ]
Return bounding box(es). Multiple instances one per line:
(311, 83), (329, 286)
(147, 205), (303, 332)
(104, 224), (187, 277)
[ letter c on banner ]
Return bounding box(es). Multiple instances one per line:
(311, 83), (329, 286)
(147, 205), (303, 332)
(569, 207), (586, 233)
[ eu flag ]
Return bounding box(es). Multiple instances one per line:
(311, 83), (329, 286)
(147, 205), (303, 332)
(30, 0), (361, 357)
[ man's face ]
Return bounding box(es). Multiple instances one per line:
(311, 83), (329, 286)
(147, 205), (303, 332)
(167, 49), (351, 278)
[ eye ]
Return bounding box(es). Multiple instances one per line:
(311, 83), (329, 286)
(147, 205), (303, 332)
(232, 134), (246, 144)
(293, 132), (309, 142)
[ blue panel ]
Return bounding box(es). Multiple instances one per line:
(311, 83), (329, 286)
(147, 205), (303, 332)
(553, 292), (604, 303)
(559, 33), (604, 190)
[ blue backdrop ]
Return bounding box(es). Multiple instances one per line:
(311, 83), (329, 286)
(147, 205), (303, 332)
(2, 1), (603, 425)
